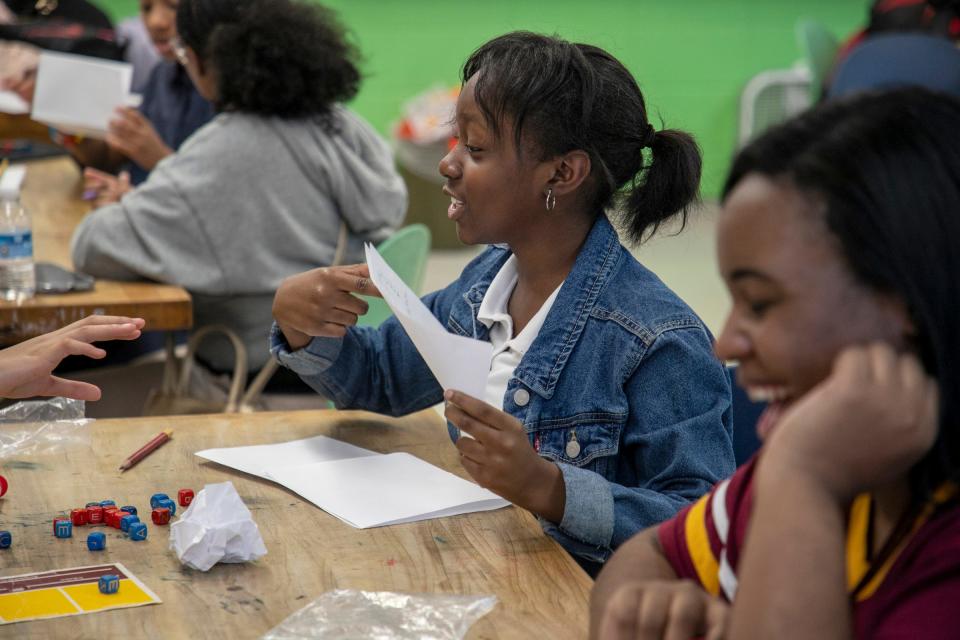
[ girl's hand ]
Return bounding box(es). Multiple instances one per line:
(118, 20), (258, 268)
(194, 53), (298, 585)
(106, 107), (173, 170)
(444, 389), (565, 521)
(1, 66), (36, 104)
(0, 315), (145, 401)
(272, 264), (380, 350)
(762, 343), (939, 502)
(83, 168), (131, 207)
(594, 580), (729, 640)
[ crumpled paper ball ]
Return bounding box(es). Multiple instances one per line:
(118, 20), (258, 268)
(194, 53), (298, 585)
(169, 481), (267, 571)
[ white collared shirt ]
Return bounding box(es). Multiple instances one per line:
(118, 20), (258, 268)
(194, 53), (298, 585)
(477, 255), (563, 410)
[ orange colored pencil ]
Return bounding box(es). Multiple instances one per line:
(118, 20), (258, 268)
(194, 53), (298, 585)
(118, 429), (173, 472)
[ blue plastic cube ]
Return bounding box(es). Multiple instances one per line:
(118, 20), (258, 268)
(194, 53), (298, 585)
(128, 522), (148, 541)
(99, 500), (116, 508)
(120, 514), (140, 532)
(0, 531), (11, 548)
(54, 520), (73, 538)
(120, 505), (138, 515)
(149, 493), (169, 509)
(87, 532), (106, 551)
(98, 574), (120, 594)
(157, 498), (176, 517)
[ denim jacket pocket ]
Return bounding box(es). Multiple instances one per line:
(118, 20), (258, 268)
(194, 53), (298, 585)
(533, 418), (624, 478)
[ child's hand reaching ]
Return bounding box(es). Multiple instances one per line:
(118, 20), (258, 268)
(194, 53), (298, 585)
(0, 315), (145, 401)
(106, 107), (173, 171)
(272, 264), (381, 350)
(444, 389), (567, 522)
(761, 343), (939, 503)
(83, 168), (132, 207)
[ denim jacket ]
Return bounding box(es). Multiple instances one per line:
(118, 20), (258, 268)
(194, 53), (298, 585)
(271, 215), (734, 564)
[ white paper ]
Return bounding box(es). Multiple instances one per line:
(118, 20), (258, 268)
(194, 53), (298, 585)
(31, 51), (134, 139)
(196, 435), (378, 480)
(169, 481), (267, 572)
(365, 243), (493, 400)
(268, 452), (509, 529)
(0, 90), (29, 115)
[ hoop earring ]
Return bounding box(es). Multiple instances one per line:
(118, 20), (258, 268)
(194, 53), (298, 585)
(545, 188), (556, 211)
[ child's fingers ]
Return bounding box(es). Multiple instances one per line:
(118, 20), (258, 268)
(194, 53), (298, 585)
(443, 390), (508, 428)
(45, 377), (102, 402)
(444, 402), (495, 441)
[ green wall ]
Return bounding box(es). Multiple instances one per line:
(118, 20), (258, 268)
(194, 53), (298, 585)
(95, 1), (866, 197)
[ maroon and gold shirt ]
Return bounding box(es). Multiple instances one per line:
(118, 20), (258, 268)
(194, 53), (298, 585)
(658, 458), (960, 638)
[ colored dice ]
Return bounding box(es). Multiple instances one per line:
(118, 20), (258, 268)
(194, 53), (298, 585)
(157, 498), (176, 517)
(70, 508), (88, 526)
(178, 489), (194, 507)
(120, 505), (138, 516)
(149, 493), (169, 509)
(128, 523), (147, 541)
(0, 531), (10, 548)
(104, 508), (123, 529)
(98, 574), (120, 594)
(87, 532), (106, 551)
(54, 519), (72, 538)
(85, 501), (101, 508)
(120, 514), (140, 533)
(151, 507), (171, 525)
(99, 500), (116, 508)
(86, 505), (104, 525)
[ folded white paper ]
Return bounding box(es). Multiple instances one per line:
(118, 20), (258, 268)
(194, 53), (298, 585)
(365, 243), (493, 400)
(169, 481), (267, 572)
(195, 435), (378, 480)
(267, 452), (509, 529)
(31, 51), (135, 139)
(0, 90), (29, 115)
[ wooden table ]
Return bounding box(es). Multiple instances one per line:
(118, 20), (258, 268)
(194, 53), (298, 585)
(0, 156), (192, 344)
(0, 409), (592, 638)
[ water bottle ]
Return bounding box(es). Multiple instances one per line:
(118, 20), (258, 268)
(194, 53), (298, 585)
(0, 193), (35, 301)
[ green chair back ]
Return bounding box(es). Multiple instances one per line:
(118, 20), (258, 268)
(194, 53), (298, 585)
(797, 18), (839, 99)
(358, 223), (432, 328)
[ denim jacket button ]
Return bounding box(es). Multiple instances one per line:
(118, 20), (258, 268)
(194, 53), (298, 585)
(513, 388), (530, 407)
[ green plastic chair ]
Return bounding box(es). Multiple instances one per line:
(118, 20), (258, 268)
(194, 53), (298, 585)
(797, 18), (839, 100)
(357, 223), (432, 328)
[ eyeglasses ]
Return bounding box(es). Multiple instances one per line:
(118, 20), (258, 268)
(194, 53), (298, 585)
(171, 36), (188, 66)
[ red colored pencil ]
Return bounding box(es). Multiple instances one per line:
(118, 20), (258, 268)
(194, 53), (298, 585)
(118, 429), (173, 472)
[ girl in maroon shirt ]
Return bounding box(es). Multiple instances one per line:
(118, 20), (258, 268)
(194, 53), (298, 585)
(590, 88), (960, 639)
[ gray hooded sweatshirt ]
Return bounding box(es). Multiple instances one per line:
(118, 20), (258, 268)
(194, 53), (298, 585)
(71, 107), (408, 371)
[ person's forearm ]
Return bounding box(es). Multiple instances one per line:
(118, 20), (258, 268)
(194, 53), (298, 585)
(730, 455), (851, 640)
(590, 527), (677, 636)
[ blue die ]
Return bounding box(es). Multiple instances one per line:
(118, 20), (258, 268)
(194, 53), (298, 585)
(157, 498), (176, 517)
(54, 520), (72, 538)
(128, 522), (147, 541)
(87, 532), (106, 551)
(0, 531), (11, 548)
(98, 574), (120, 594)
(120, 505), (138, 516)
(99, 500), (116, 508)
(149, 493), (169, 509)
(85, 501), (101, 508)
(120, 514), (140, 532)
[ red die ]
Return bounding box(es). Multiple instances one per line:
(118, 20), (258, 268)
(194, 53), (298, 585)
(106, 509), (129, 529)
(52, 517), (70, 533)
(177, 489), (194, 507)
(70, 508), (88, 526)
(151, 507), (171, 525)
(86, 505), (105, 525)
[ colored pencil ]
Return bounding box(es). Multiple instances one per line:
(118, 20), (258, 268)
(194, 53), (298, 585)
(118, 429), (173, 472)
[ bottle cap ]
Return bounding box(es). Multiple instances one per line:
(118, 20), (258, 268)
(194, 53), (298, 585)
(0, 165), (26, 201)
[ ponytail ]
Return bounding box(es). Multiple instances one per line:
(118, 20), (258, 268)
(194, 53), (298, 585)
(620, 128), (702, 244)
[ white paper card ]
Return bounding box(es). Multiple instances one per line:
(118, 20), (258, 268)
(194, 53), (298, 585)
(267, 452), (509, 528)
(0, 90), (29, 115)
(365, 243), (493, 400)
(31, 51), (134, 139)
(195, 435), (378, 480)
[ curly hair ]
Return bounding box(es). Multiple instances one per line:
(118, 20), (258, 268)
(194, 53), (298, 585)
(176, 0), (361, 120)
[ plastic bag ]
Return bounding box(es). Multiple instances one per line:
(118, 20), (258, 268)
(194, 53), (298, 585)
(0, 397), (91, 458)
(261, 589), (497, 640)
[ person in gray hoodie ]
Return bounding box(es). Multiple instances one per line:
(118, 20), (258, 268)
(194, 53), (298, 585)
(71, 0), (407, 376)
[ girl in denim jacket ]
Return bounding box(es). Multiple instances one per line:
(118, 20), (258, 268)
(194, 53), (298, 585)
(271, 31), (734, 570)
